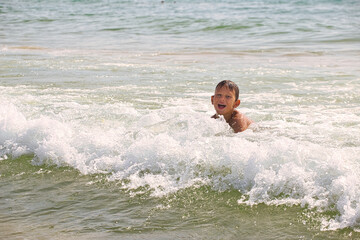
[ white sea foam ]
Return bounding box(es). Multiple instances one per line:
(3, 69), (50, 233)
(1, 102), (360, 230)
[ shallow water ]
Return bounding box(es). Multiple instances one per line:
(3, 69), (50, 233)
(1, 0), (360, 238)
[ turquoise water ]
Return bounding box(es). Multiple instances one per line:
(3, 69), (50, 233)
(1, 0), (360, 239)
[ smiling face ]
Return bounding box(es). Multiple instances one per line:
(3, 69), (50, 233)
(211, 86), (241, 121)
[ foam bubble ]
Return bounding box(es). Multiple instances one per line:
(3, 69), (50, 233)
(1, 102), (360, 231)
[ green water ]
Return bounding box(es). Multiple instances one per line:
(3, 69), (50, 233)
(1, 156), (359, 239)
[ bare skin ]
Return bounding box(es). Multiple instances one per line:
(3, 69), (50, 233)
(211, 86), (253, 133)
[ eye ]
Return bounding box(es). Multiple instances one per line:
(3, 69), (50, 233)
(226, 95), (232, 99)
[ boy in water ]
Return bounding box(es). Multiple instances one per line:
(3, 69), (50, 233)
(211, 80), (253, 133)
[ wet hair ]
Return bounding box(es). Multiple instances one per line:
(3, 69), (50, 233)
(215, 80), (239, 101)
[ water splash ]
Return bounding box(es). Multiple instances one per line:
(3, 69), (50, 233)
(1, 102), (360, 231)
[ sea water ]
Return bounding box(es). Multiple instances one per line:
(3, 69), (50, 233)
(1, 0), (360, 239)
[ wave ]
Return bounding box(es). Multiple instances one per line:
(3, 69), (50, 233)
(201, 24), (252, 32)
(1, 102), (360, 231)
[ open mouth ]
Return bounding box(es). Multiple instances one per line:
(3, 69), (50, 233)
(218, 104), (226, 109)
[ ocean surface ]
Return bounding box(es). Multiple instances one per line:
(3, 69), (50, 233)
(1, 0), (360, 239)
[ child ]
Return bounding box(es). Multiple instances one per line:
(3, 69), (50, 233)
(211, 80), (253, 133)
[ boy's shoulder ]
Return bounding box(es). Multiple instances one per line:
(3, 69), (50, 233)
(229, 110), (253, 132)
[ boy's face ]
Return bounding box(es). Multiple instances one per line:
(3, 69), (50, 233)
(211, 86), (240, 118)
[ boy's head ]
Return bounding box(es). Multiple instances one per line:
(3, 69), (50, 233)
(215, 80), (239, 101)
(211, 80), (241, 119)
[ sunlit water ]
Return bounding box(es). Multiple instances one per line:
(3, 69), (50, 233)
(1, 0), (360, 239)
